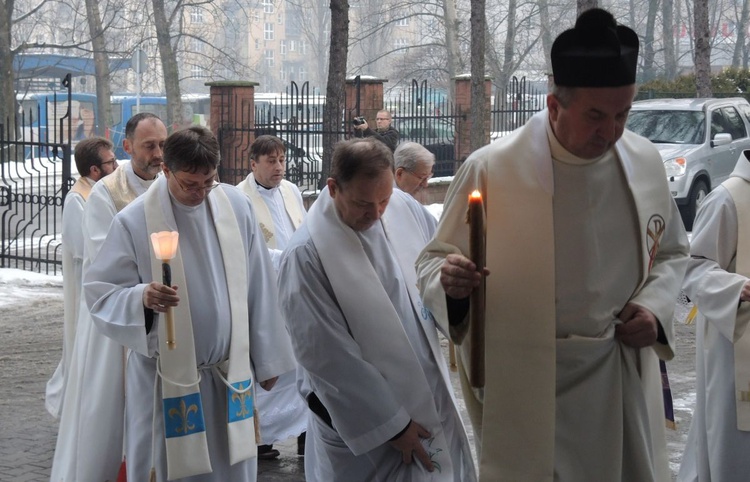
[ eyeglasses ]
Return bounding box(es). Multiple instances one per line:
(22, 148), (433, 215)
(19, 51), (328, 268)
(98, 160), (117, 167)
(172, 172), (219, 194)
(404, 170), (433, 184)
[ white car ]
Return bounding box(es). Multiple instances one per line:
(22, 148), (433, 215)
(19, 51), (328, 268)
(627, 97), (750, 229)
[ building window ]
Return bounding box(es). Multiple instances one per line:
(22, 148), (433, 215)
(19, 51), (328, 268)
(280, 68), (287, 80)
(255, 39), (260, 50)
(280, 40), (287, 56)
(397, 17), (409, 27)
(265, 49), (274, 68)
(264, 23), (274, 41)
(289, 40), (296, 52)
(277, 13), (283, 24)
(190, 7), (203, 23)
(395, 38), (408, 54)
(191, 38), (204, 53)
(262, 0), (274, 14)
(191, 65), (206, 78)
(299, 66), (307, 80)
(301, 39), (307, 55)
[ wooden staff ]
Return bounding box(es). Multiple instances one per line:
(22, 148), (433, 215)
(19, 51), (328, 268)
(468, 190), (485, 388)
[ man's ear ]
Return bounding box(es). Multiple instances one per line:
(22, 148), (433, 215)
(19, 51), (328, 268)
(327, 178), (338, 197)
(123, 138), (133, 156)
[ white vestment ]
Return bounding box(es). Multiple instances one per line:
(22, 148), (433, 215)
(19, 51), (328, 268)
(417, 110), (689, 481)
(278, 188), (476, 482)
(46, 176), (93, 418)
(237, 173), (308, 444)
(50, 163), (154, 482)
(84, 178), (296, 482)
(677, 152), (750, 482)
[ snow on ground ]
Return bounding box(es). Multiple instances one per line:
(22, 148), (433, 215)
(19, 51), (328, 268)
(0, 268), (62, 308)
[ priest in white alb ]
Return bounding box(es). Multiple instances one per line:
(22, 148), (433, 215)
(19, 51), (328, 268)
(237, 134), (308, 459)
(278, 138), (476, 481)
(416, 9), (689, 482)
(46, 136), (117, 418)
(84, 125), (296, 481)
(677, 150), (750, 482)
(51, 113), (167, 482)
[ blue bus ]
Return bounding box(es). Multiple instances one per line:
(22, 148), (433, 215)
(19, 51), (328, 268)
(16, 92), (99, 157)
(109, 94), (210, 159)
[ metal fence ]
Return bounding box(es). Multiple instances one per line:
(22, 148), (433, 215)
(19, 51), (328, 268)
(0, 76), (73, 275)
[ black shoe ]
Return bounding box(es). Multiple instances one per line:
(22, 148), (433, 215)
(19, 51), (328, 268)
(297, 432), (306, 456)
(258, 444), (280, 460)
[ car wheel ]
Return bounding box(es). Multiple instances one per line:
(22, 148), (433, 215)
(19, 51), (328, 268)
(683, 179), (709, 231)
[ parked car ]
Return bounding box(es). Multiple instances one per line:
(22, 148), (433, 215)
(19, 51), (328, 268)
(626, 97), (750, 229)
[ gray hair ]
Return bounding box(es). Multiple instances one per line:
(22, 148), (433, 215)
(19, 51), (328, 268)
(393, 142), (435, 172)
(550, 81), (639, 108)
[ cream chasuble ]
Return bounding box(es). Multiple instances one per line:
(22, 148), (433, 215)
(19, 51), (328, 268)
(237, 174), (304, 248)
(417, 110), (689, 481)
(144, 178), (256, 479)
(723, 176), (750, 430)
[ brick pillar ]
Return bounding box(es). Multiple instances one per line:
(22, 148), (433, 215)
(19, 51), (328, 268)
(453, 75), (492, 163)
(206, 81), (258, 185)
(345, 76), (386, 129)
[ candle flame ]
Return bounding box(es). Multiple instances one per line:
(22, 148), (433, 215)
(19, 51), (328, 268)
(150, 231), (179, 260)
(469, 190), (482, 201)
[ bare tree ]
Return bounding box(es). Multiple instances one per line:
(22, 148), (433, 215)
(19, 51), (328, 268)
(469, 0), (486, 152)
(641, 0), (659, 83)
(662, 0), (677, 80)
(693, 0), (711, 96)
(0, 0), (16, 135)
(84, 0), (113, 135)
(152, 0), (183, 128)
(732, 0), (749, 67)
(321, 0), (348, 188)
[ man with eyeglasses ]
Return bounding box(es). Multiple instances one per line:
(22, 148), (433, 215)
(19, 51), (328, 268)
(51, 113), (168, 482)
(394, 141), (436, 198)
(46, 136), (117, 420)
(85, 125), (296, 481)
(237, 135), (308, 460)
(353, 109), (400, 152)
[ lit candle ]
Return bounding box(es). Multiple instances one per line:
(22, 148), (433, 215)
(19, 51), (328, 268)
(150, 231), (180, 350)
(468, 190), (485, 388)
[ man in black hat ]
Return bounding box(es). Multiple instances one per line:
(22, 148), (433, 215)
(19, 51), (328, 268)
(416, 8), (689, 481)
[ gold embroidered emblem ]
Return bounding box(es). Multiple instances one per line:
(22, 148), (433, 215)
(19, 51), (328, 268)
(259, 222), (274, 244)
(646, 214), (666, 272)
(168, 399), (199, 434)
(231, 383), (252, 418)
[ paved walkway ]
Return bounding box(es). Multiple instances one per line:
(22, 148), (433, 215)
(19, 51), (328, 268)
(0, 274), (693, 481)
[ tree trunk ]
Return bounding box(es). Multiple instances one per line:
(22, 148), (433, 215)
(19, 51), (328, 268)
(641, 0), (659, 83)
(577, 0), (597, 16)
(694, 0), (711, 97)
(0, 0), (17, 141)
(85, 0), (112, 137)
(443, 0), (462, 101)
(500, 0), (516, 90)
(152, 0), (183, 129)
(662, 0), (677, 80)
(321, 0), (348, 189)
(732, 0), (749, 67)
(538, 0), (553, 75)
(469, 0), (486, 152)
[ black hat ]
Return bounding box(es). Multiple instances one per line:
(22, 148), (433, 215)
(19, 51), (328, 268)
(551, 8), (639, 87)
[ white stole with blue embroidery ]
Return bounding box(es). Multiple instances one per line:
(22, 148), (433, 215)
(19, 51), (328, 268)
(145, 178), (256, 479)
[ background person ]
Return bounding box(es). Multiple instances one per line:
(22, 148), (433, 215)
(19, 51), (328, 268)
(416, 8), (689, 481)
(51, 112), (167, 482)
(237, 135), (308, 459)
(394, 141), (435, 197)
(677, 150), (750, 482)
(353, 109), (400, 152)
(45, 136), (117, 419)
